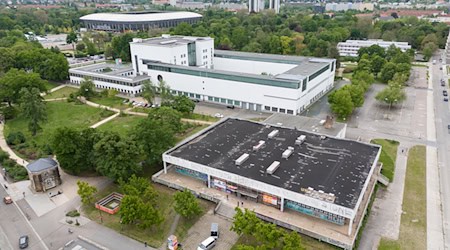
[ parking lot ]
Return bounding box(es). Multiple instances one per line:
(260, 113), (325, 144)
(181, 209), (238, 250)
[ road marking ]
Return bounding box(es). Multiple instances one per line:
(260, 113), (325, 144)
(7, 185), (49, 250)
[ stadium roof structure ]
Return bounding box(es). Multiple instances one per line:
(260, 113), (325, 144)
(80, 11), (202, 23)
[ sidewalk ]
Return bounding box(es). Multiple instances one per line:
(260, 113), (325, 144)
(426, 64), (445, 250)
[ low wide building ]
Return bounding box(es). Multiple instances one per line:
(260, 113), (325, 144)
(153, 118), (381, 249)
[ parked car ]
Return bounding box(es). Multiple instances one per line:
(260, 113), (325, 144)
(214, 113), (224, 118)
(226, 105), (235, 109)
(193, 99), (200, 103)
(445, 97), (448, 102)
(197, 237), (216, 250)
(444, 90), (448, 96)
(3, 196), (12, 204)
(210, 223), (219, 239)
(19, 235), (28, 249)
(442, 82), (445, 87)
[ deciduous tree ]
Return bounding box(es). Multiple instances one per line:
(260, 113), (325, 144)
(19, 87), (47, 136)
(328, 88), (354, 119)
(173, 189), (202, 219)
(94, 132), (142, 181)
(77, 180), (97, 205)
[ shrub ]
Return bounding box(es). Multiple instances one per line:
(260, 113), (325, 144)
(1, 106), (17, 120)
(40, 144), (53, 155)
(66, 210), (80, 217)
(6, 132), (26, 145)
(67, 93), (77, 103)
(0, 150), (9, 162)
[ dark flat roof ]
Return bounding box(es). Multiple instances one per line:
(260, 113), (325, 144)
(26, 158), (58, 173)
(169, 118), (380, 209)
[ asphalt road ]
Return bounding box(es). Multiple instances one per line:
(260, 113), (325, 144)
(435, 54), (450, 249)
(0, 185), (46, 250)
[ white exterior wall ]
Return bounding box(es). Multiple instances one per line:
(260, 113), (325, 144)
(131, 43), (188, 73)
(139, 63), (334, 114)
(163, 153), (355, 219)
(142, 69), (300, 111)
(213, 57), (296, 75)
(69, 76), (142, 95)
(337, 40), (411, 57)
(195, 39), (214, 68)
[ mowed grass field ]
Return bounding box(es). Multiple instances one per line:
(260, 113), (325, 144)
(378, 145), (426, 250)
(5, 101), (114, 157)
(370, 139), (399, 182)
(44, 86), (79, 99)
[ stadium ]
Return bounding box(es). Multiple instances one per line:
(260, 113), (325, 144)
(80, 11), (202, 32)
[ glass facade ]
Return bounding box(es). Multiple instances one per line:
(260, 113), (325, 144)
(285, 199), (345, 225)
(309, 64), (331, 82)
(146, 63), (300, 89)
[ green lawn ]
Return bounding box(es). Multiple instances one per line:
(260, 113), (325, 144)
(183, 113), (220, 122)
(44, 81), (60, 91)
(378, 145), (426, 250)
(90, 96), (129, 110)
(97, 115), (146, 136)
(4, 101), (114, 160)
(370, 139), (399, 182)
(176, 124), (208, 143)
(83, 183), (213, 248)
(44, 87), (79, 100)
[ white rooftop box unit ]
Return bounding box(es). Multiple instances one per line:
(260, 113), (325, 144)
(282, 146), (294, 159)
(319, 120), (326, 125)
(253, 140), (266, 151)
(268, 129), (279, 139)
(235, 153), (250, 166)
(295, 135), (306, 145)
(266, 161), (280, 175)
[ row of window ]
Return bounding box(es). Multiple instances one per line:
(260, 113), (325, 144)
(70, 79), (143, 95)
(264, 105), (294, 115)
(69, 73), (144, 87)
(309, 64), (331, 82)
(146, 63), (300, 89)
(207, 96), (241, 106)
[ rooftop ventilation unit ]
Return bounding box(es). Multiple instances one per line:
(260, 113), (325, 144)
(266, 161), (280, 175)
(295, 135), (306, 145)
(319, 120), (326, 126)
(253, 140), (266, 151)
(320, 135), (327, 140)
(160, 40), (177, 45)
(282, 146), (294, 159)
(268, 129), (279, 139)
(235, 153), (249, 166)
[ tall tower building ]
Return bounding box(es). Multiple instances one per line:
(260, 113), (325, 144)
(248, 0), (264, 13)
(269, 0), (280, 13)
(249, 0), (280, 13)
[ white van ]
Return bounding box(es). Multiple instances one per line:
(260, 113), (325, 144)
(197, 236), (216, 250)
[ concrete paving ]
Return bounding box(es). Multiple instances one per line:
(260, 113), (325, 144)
(426, 59), (444, 250)
(180, 209), (238, 250)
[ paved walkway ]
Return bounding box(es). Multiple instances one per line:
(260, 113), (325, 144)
(44, 98), (68, 102)
(0, 124), (28, 167)
(358, 146), (409, 250)
(426, 64), (445, 250)
(90, 113), (120, 129)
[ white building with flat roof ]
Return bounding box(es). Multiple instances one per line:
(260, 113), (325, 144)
(130, 35), (336, 115)
(337, 39), (412, 57)
(325, 2), (374, 12)
(69, 35), (336, 115)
